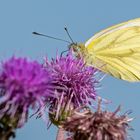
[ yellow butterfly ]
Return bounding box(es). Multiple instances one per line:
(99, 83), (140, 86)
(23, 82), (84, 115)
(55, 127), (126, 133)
(71, 18), (140, 82)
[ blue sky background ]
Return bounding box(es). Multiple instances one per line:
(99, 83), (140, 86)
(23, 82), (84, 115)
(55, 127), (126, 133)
(0, 0), (140, 140)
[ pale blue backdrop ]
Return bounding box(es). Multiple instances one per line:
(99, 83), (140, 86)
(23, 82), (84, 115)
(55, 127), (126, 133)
(0, 0), (140, 140)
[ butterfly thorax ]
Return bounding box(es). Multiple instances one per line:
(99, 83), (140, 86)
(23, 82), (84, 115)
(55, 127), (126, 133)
(69, 43), (97, 65)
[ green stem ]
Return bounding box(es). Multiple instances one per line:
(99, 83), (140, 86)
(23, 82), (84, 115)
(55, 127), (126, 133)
(0, 127), (15, 140)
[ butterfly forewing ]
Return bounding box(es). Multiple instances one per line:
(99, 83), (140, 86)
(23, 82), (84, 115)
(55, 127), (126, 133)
(84, 18), (140, 82)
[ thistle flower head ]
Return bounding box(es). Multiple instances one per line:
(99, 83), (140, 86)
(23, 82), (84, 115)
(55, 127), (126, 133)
(45, 52), (99, 124)
(0, 57), (50, 127)
(62, 100), (132, 140)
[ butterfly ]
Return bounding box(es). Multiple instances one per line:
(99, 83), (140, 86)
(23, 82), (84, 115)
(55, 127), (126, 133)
(70, 18), (140, 82)
(33, 18), (140, 82)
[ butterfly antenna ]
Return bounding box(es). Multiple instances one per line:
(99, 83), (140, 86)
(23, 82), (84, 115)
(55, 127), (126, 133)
(64, 27), (75, 43)
(32, 32), (71, 43)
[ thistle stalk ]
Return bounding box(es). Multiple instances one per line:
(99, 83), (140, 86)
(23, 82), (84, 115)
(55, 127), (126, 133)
(56, 128), (65, 140)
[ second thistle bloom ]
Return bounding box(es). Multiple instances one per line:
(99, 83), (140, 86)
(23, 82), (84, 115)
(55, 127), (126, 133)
(44, 52), (99, 123)
(0, 57), (51, 127)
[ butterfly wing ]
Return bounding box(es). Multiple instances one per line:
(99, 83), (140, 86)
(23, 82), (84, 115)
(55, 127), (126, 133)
(85, 18), (140, 82)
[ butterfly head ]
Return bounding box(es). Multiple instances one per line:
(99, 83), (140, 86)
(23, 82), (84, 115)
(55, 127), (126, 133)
(69, 43), (86, 58)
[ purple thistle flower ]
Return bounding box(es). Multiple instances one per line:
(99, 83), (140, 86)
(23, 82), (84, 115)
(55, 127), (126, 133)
(0, 57), (51, 127)
(44, 52), (99, 124)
